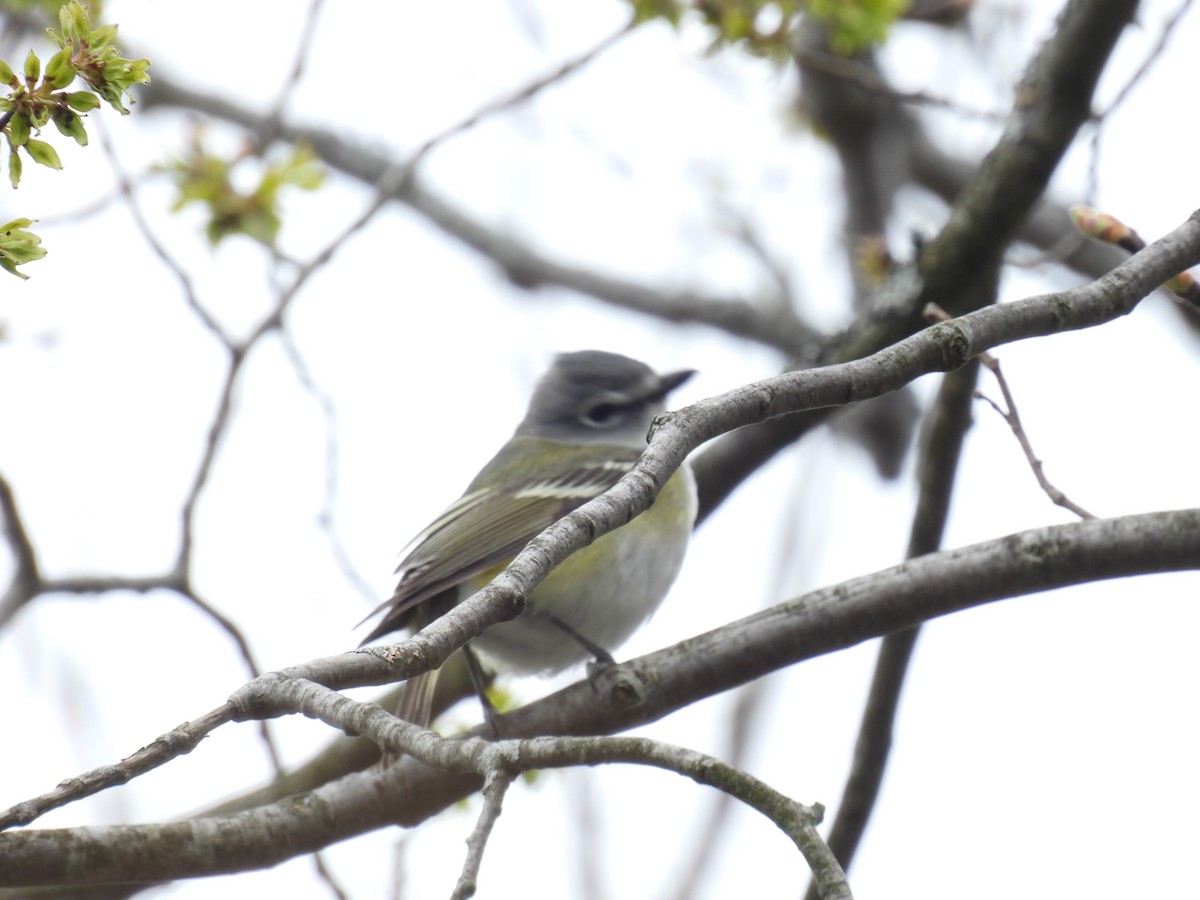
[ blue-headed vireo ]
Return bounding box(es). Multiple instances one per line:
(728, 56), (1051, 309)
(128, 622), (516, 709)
(359, 350), (696, 727)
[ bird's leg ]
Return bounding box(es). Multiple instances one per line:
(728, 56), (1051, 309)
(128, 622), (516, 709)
(531, 607), (616, 666)
(526, 607), (618, 691)
(462, 643), (504, 737)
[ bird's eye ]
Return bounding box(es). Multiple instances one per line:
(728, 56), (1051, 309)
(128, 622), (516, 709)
(581, 401), (624, 428)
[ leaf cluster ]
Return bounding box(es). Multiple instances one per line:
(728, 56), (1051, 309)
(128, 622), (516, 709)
(165, 137), (325, 247)
(47, 0), (149, 114)
(627, 0), (906, 59)
(0, 1), (150, 184)
(0, 216), (46, 278)
(0, 1), (150, 277)
(807, 0), (908, 54)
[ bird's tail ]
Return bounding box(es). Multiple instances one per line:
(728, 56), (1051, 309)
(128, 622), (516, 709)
(397, 668), (439, 729)
(379, 667), (440, 769)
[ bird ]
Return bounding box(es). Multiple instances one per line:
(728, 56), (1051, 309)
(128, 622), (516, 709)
(359, 350), (697, 730)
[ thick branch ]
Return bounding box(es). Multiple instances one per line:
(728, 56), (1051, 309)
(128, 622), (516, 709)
(5, 208), (1198, 882)
(509, 209), (1200, 624)
(2, 507), (1197, 885)
(915, 0), (1139, 316)
(223, 209), (1200, 701)
(691, 0), (1142, 519)
(6, 208), (1197, 836)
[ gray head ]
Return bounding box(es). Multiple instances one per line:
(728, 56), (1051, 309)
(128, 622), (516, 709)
(516, 350), (695, 447)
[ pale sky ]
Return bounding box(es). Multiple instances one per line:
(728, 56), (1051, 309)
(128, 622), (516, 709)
(2, 2), (1199, 898)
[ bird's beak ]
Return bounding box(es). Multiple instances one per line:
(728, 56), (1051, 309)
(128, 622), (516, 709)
(653, 368), (697, 399)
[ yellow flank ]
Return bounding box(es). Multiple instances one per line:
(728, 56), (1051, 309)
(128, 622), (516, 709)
(463, 465), (697, 673)
(467, 467), (693, 593)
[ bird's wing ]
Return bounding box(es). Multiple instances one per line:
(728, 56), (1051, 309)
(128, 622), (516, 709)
(359, 448), (640, 644)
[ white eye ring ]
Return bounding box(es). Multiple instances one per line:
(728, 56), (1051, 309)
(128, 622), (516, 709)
(580, 400), (624, 428)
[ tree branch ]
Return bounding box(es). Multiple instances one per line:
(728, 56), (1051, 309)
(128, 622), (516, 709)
(2, 506), (1197, 885)
(0, 471), (41, 627)
(246, 206), (1200, 703)
(136, 76), (821, 356)
(6, 202), (1199, 889)
(691, 0), (1145, 522)
(914, 0), (1139, 316)
(6, 203), (1200, 825)
(805, 359), (981, 900)
(452, 767), (514, 899)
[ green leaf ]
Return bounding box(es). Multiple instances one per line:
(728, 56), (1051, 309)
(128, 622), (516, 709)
(628, 0), (685, 25)
(0, 60), (14, 86)
(0, 218), (45, 262)
(23, 49), (39, 83)
(90, 24), (118, 50)
(9, 149), (21, 188)
(806, 0), (906, 53)
(46, 1), (150, 115)
(25, 139), (62, 169)
(45, 46), (77, 89)
(56, 1), (92, 45)
(66, 91), (100, 112)
(52, 108), (87, 146)
(92, 54), (151, 114)
(8, 113), (29, 148)
(28, 104), (51, 129)
(0, 217), (45, 278)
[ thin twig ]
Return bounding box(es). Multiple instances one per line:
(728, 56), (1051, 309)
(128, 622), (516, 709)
(98, 118), (290, 777)
(1100, 0), (1195, 118)
(1086, 0), (1195, 201)
(140, 74), (819, 354)
(0, 702), (237, 829)
(795, 48), (1007, 122)
(96, 119), (232, 347)
(409, 19), (635, 171)
(176, 359), (241, 573)
(924, 303), (1095, 519)
(33, 185), (124, 227)
(721, 205), (796, 310)
(275, 18), (638, 309)
(278, 328), (377, 605)
(262, 0), (326, 141)
(311, 849), (350, 900)
(98, 117), (244, 578)
(1004, 226), (1088, 271)
(972, 382), (1095, 519)
(452, 766), (515, 899)
(179, 587), (285, 774)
